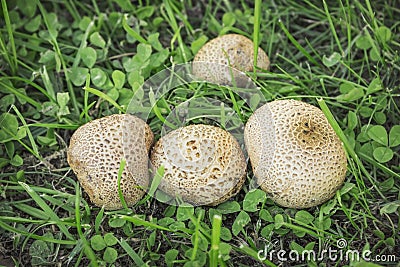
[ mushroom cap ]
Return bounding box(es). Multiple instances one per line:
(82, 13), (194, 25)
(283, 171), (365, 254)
(67, 114), (154, 210)
(244, 100), (347, 208)
(192, 34), (270, 85)
(150, 124), (246, 206)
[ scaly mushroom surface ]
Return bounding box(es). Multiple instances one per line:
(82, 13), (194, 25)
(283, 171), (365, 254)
(150, 124), (246, 205)
(192, 34), (270, 85)
(244, 99), (347, 208)
(67, 114), (154, 210)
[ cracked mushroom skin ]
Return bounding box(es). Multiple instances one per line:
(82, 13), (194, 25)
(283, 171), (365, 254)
(150, 124), (246, 206)
(67, 114), (154, 210)
(244, 100), (347, 209)
(192, 34), (270, 85)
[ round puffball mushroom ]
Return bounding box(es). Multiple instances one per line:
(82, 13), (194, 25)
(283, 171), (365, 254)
(244, 100), (347, 209)
(67, 114), (154, 210)
(192, 34), (270, 85)
(150, 124), (246, 206)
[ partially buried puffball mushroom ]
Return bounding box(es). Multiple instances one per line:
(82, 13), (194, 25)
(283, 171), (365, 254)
(67, 114), (154, 210)
(192, 34), (270, 86)
(244, 100), (347, 209)
(150, 124), (246, 206)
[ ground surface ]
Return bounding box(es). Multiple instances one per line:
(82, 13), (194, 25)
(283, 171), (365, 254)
(0, 0), (399, 266)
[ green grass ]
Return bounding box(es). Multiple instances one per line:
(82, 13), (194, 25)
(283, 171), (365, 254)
(0, 0), (399, 266)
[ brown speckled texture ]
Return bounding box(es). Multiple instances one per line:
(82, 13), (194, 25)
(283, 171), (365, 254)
(67, 114), (154, 210)
(150, 124), (246, 206)
(192, 34), (270, 85)
(244, 100), (347, 208)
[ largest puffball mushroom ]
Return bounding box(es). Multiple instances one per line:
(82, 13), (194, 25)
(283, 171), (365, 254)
(67, 114), (154, 210)
(244, 100), (347, 209)
(192, 34), (270, 86)
(150, 124), (246, 206)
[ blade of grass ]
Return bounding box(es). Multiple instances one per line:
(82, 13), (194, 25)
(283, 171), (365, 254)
(167, 1), (194, 35)
(273, 61), (308, 90)
(253, 0), (261, 73)
(209, 214), (222, 267)
(190, 212), (202, 262)
(1, 0), (18, 74)
(121, 15), (148, 44)
(13, 203), (50, 220)
(26, 123), (79, 130)
(118, 214), (170, 231)
(90, 0), (101, 18)
(0, 116), (42, 162)
(0, 76), (56, 103)
(358, 152), (400, 179)
(0, 214), (77, 227)
(117, 157), (129, 210)
(70, 240), (85, 267)
(345, 155), (375, 215)
(163, 0), (188, 62)
(36, 0), (79, 115)
(0, 216), (47, 224)
(340, 0), (353, 62)
(317, 98), (386, 203)
(42, 194), (75, 213)
(94, 207), (105, 235)
(234, 244), (277, 267)
(83, 86), (125, 112)
(118, 238), (146, 266)
(74, 182), (99, 267)
(12, 105), (41, 159)
(339, 60), (368, 86)
(220, 101), (226, 129)
(147, 165), (164, 197)
(0, 220), (76, 245)
(138, 165), (164, 205)
(185, 211), (212, 241)
(62, 0), (81, 22)
(19, 182), (74, 240)
(278, 19), (320, 67)
(0, 32), (13, 73)
(322, 0), (344, 56)
(0, 82), (42, 109)
(280, 222), (320, 238)
(2, 181), (75, 197)
(335, 190), (361, 231)
(72, 20), (95, 68)
(148, 89), (176, 129)
(82, 74), (92, 122)
(363, 0), (379, 30)
(40, 65), (57, 101)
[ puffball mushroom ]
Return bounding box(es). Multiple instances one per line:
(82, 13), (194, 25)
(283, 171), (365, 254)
(150, 124), (246, 206)
(67, 114), (154, 210)
(244, 100), (347, 209)
(192, 34), (270, 85)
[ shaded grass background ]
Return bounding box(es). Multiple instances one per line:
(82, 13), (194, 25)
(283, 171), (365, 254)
(0, 0), (399, 266)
